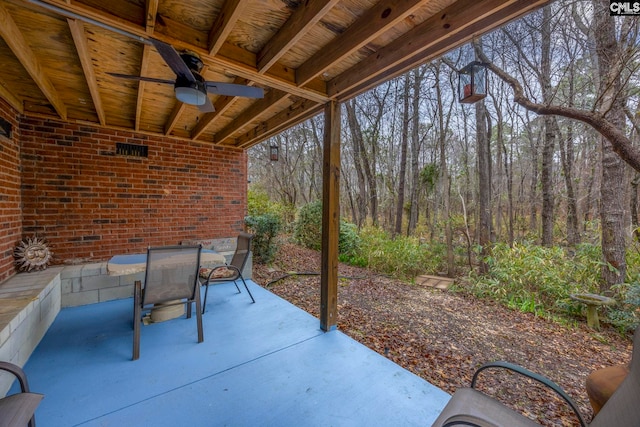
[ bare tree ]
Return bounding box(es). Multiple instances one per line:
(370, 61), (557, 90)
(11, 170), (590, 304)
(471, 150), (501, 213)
(394, 74), (411, 237)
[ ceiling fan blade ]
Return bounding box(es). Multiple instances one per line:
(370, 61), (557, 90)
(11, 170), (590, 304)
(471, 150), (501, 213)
(205, 82), (264, 98)
(107, 73), (176, 85)
(198, 97), (215, 113)
(149, 38), (197, 83)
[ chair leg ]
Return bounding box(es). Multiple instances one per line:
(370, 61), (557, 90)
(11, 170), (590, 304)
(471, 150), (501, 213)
(202, 283), (210, 314)
(239, 276), (255, 303)
(186, 298), (192, 318)
(133, 280), (142, 361)
(194, 284), (204, 343)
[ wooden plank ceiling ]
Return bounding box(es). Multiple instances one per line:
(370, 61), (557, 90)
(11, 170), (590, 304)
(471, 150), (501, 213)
(0, 0), (550, 149)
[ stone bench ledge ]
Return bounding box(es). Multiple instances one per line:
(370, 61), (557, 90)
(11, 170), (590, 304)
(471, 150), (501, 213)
(0, 268), (62, 395)
(0, 268), (62, 343)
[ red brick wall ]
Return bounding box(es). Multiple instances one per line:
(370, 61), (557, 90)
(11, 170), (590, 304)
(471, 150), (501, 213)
(0, 99), (21, 281)
(18, 116), (247, 264)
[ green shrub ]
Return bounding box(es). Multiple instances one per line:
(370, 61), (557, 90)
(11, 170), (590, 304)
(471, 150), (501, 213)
(293, 201), (322, 250)
(608, 282), (640, 332)
(353, 227), (446, 281)
(466, 242), (605, 318)
(245, 213), (282, 264)
(294, 201), (362, 259)
(608, 244), (640, 331)
(339, 220), (361, 259)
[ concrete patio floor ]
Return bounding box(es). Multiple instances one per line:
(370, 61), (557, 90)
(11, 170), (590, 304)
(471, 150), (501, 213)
(18, 280), (450, 426)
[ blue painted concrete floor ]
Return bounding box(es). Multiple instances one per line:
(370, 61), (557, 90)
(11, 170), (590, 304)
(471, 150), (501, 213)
(21, 281), (449, 426)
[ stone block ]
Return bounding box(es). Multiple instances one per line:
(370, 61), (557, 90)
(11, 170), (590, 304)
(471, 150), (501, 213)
(62, 290), (99, 307)
(100, 284), (134, 302)
(61, 264), (84, 280)
(80, 274), (120, 291)
(82, 262), (107, 277)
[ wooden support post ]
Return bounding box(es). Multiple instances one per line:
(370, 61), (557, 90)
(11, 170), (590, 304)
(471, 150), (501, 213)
(320, 100), (341, 332)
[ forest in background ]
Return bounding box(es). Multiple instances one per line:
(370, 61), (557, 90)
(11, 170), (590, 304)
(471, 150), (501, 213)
(247, 0), (640, 331)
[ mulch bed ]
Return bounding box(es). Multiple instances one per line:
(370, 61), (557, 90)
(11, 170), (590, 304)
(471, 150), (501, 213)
(252, 242), (633, 426)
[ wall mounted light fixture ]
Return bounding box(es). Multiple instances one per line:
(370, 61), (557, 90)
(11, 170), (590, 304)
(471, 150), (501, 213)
(0, 117), (12, 138)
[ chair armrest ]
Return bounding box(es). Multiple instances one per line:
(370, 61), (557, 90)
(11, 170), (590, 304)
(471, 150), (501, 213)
(471, 361), (586, 427)
(0, 361), (32, 393)
(203, 264), (238, 282)
(442, 414), (501, 427)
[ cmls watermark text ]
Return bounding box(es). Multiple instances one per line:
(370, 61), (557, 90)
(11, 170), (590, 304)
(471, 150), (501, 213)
(610, 1), (640, 15)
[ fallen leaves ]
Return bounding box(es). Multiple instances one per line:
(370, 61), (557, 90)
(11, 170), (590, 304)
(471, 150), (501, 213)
(253, 242), (633, 426)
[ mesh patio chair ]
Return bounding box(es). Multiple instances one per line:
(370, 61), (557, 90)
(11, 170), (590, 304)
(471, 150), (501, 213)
(431, 326), (640, 427)
(199, 232), (255, 313)
(0, 361), (43, 427)
(133, 245), (203, 360)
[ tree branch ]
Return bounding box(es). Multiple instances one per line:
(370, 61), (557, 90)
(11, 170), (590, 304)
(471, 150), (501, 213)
(473, 40), (640, 172)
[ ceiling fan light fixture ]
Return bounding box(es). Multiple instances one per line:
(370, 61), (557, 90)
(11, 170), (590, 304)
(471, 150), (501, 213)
(175, 85), (207, 106)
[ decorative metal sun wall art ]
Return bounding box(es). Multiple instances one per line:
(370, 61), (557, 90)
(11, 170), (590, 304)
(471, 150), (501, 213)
(14, 235), (53, 272)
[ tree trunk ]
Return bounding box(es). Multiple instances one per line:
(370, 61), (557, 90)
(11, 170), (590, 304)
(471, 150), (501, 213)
(407, 68), (423, 235)
(345, 100), (368, 227)
(433, 63), (454, 274)
(632, 173), (640, 241)
(556, 116), (581, 246)
(394, 75), (410, 237)
(540, 7), (555, 246)
(477, 99), (492, 274)
(594, 0), (627, 293)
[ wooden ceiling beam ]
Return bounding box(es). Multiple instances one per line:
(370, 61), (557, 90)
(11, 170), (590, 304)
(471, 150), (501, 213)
(236, 98), (323, 148)
(131, 0), (159, 131)
(295, 0), (425, 87)
(328, 0), (550, 99)
(191, 76), (249, 140)
(0, 3), (67, 120)
(145, 0), (158, 34)
(257, 0), (340, 73)
(208, 0), (250, 56)
(164, 101), (186, 135)
(214, 89), (290, 145)
(0, 77), (23, 113)
(134, 44), (153, 131)
(68, 19), (106, 126)
(29, 0), (329, 103)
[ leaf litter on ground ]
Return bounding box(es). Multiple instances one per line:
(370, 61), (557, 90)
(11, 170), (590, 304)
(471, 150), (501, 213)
(253, 242), (633, 427)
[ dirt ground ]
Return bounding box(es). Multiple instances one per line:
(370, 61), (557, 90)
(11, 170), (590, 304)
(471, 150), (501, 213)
(252, 242), (633, 426)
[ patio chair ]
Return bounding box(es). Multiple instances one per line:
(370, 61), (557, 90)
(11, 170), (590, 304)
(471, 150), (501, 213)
(133, 245), (203, 360)
(431, 326), (640, 427)
(199, 232), (255, 313)
(0, 361), (43, 427)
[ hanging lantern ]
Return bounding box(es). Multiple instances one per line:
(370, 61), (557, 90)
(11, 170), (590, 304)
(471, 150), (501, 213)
(458, 61), (488, 104)
(269, 144), (279, 161)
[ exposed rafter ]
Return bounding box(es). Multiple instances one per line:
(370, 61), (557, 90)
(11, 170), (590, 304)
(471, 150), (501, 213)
(208, 0), (249, 56)
(295, 0), (426, 87)
(214, 89), (289, 145)
(237, 98), (323, 148)
(191, 76), (250, 140)
(257, 0), (340, 73)
(68, 19), (106, 126)
(145, 0), (159, 35)
(0, 77), (23, 113)
(164, 101), (186, 135)
(0, 2), (67, 119)
(134, 44), (152, 131)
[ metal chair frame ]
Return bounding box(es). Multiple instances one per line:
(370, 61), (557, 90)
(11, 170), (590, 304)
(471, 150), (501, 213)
(132, 245), (203, 360)
(201, 232), (255, 313)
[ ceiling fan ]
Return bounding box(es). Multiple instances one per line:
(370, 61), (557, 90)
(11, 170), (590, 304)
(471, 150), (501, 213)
(108, 38), (264, 113)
